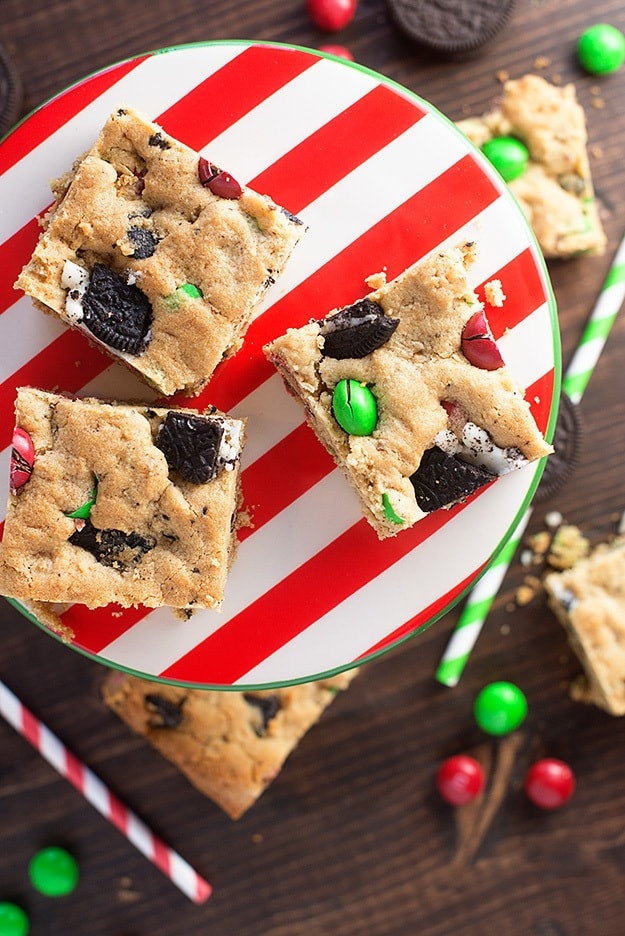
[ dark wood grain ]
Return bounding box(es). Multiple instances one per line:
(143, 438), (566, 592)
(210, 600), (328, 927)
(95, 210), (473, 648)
(2, 1), (625, 933)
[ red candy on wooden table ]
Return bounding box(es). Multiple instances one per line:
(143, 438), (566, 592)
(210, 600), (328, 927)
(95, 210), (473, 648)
(524, 758), (576, 810)
(307, 0), (357, 32)
(436, 754), (484, 805)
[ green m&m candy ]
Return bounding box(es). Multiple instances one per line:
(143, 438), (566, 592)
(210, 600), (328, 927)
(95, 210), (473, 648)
(332, 379), (378, 435)
(474, 681), (527, 736)
(481, 136), (529, 183)
(28, 846), (79, 897)
(0, 902), (29, 936)
(577, 24), (625, 74)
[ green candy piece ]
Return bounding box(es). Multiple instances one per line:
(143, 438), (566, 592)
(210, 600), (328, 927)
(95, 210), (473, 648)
(65, 479), (98, 520)
(163, 282), (203, 308)
(332, 379), (377, 436)
(481, 136), (529, 183)
(178, 282), (203, 298)
(578, 23), (625, 74)
(0, 903), (29, 936)
(382, 492), (404, 524)
(28, 846), (79, 897)
(474, 681), (527, 736)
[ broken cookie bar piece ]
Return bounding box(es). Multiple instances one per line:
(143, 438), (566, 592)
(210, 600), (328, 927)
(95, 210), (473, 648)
(544, 540), (625, 716)
(264, 243), (552, 540)
(0, 387), (245, 611)
(457, 75), (606, 258)
(15, 106), (305, 396)
(102, 667), (358, 819)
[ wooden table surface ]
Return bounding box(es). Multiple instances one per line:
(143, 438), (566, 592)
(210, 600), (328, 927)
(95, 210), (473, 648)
(1, 1), (625, 933)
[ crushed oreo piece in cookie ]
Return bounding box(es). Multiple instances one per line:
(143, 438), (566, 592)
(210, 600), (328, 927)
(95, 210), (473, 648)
(82, 262), (152, 354)
(320, 298), (399, 359)
(127, 226), (159, 259)
(156, 412), (224, 484)
(410, 445), (496, 512)
(147, 132), (171, 149)
(280, 207), (305, 225)
(144, 694), (184, 728)
(69, 520), (155, 568)
(243, 694), (281, 737)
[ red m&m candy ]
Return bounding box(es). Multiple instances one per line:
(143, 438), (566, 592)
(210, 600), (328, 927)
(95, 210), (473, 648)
(307, 0), (357, 32)
(436, 754), (484, 805)
(524, 758), (575, 810)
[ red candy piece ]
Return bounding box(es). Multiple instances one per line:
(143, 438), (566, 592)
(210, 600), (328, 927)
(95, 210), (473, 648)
(198, 157), (242, 199)
(436, 754), (484, 805)
(10, 427), (35, 493)
(461, 309), (505, 371)
(319, 44), (354, 60)
(307, 0), (357, 32)
(524, 758), (575, 810)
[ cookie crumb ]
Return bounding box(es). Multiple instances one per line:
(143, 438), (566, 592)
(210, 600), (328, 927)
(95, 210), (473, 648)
(533, 55), (551, 69)
(528, 530), (551, 555)
(590, 85), (602, 95)
(496, 69), (510, 83)
(251, 832), (264, 843)
(547, 524), (590, 570)
(550, 73), (562, 84)
(590, 144), (604, 159)
(516, 575), (542, 605)
(592, 98), (605, 109)
(365, 270), (387, 289)
(520, 548), (534, 568)
(484, 279), (506, 307)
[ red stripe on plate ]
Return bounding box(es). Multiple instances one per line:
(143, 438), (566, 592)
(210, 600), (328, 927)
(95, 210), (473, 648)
(358, 565), (486, 658)
(525, 369), (555, 433)
(160, 501), (473, 685)
(0, 331), (109, 450)
(0, 57), (150, 176)
(477, 247), (548, 339)
(238, 423), (334, 543)
(251, 83), (425, 214)
(0, 216), (43, 313)
(61, 603), (154, 655)
(186, 153), (502, 413)
(156, 46), (317, 149)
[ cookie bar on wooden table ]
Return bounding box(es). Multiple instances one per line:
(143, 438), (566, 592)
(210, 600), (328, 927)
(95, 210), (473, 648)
(15, 106), (305, 396)
(0, 387), (245, 615)
(545, 540), (625, 715)
(102, 668), (358, 819)
(458, 75), (606, 258)
(265, 242), (552, 540)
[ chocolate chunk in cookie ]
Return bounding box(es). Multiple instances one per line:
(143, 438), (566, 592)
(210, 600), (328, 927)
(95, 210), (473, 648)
(144, 694), (184, 728)
(156, 412), (224, 485)
(320, 298), (399, 359)
(82, 263), (152, 354)
(410, 446), (495, 512)
(243, 694), (281, 737)
(69, 521), (155, 568)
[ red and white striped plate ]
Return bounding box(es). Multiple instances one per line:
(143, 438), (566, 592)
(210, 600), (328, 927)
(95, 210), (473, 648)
(0, 42), (559, 688)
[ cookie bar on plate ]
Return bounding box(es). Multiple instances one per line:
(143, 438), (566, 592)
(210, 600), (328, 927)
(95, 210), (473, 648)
(545, 539), (625, 716)
(0, 387), (245, 614)
(264, 243), (552, 540)
(15, 106), (305, 396)
(102, 668), (358, 819)
(458, 75), (606, 259)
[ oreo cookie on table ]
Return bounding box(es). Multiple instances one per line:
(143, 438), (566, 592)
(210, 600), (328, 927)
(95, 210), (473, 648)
(0, 43), (22, 139)
(387, 0), (517, 56)
(534, 393), (582, 503)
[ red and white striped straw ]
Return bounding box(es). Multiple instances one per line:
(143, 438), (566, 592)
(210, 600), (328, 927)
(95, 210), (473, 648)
(0, 677), (211, 904)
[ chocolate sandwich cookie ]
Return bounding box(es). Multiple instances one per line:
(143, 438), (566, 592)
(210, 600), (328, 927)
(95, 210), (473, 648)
(0, 43), (22, 139)
(534, 394), (582, 503)
(387, 0), (517, 56)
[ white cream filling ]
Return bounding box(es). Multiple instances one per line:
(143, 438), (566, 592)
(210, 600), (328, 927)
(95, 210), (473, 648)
(61, 259), (90, 323)
(433, 421), (528, 476)
(217, 420), (243, 471)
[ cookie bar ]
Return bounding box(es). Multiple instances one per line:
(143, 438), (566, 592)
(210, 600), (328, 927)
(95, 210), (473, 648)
(15, 106), (305, 396)
(545, 540), (625, 715)
(0, 387), (245, 611)
(458, 75), (606, 258)
(264, 243), (552, 539)
(102, 668), (357, 819)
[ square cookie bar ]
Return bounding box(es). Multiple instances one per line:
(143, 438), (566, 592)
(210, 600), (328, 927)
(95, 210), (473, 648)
(102, 668), (358, 819)
(15, 107), (305, 396)
(458, 75), (606, 258)
(264, 243), (552, 540)
(545, 540), (625, 716)
(0, 387), (245, 611)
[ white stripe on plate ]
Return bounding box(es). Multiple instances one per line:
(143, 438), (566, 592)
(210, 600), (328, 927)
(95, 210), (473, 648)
(0, 44), (245, 243)
(99, 468), (363, 675)
(498, 301), (553, 386)
(203, 57), (380, 182)
(0, 296), (69, 381)
(238, 461), (541, 683)
(233, 373), (306, 468)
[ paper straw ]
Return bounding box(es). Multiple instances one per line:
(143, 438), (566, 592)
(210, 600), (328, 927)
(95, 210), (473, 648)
(0, 678), (211, 904)
(436, 232), (625, 687)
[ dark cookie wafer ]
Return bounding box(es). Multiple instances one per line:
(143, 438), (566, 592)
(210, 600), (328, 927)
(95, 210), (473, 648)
(387, 0), (517, 56)
(534, 393), (582, 503)
(0, 43), (22, 139)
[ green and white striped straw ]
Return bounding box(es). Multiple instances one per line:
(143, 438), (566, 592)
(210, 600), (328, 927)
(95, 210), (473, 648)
(435, 232), (625, 687)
